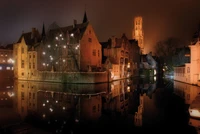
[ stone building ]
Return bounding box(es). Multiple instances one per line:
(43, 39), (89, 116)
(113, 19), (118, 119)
(13, 12), (103, 81)
(0, 44), (14, 70)
(132, 16), (144, 54)
(101, 34), (140, 81)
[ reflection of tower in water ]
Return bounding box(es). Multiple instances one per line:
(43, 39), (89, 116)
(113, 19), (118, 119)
(134, 94), (143, 126)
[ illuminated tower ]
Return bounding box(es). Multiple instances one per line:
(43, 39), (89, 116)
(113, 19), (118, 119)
(133, 16), (144, 54)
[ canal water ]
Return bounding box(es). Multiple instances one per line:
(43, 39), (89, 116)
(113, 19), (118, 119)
(0, 76), (198, 134)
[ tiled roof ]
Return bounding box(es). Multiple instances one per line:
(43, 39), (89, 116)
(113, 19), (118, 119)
(17, 30), (41, 46)
(47, 22), (89, 42)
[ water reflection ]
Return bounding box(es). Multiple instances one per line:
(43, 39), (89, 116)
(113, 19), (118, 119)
(0, 77), (198, 133)
(174, 80), (200, 134)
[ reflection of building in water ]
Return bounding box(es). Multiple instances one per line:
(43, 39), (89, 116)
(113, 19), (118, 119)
(174, 81), (200, 104)
(134, 86), (165, 127)
(188, 117), (200, 134)
(134, 94), (143, 126)
(0, 78), (14, 108)
(174, 80), (200, 134)
(14, 80), (105, 122)
(103, 80), (130, 114)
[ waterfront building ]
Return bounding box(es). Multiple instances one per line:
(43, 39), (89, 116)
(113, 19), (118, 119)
(173, 39), (200, 85)
(101, 34), (140, 80)
(13, 12), (142, 83)
(0, 44), (14, 69)
(13, 12), (107, 83)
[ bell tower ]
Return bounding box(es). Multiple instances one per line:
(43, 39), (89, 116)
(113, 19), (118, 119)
(132, 16), (144, 54)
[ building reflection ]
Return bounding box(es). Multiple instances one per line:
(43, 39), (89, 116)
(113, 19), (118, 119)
(174, 80), (200, 134)
(0, 78), (16, 126)
(174, 81), (200, 105)
(134, 76), (158, 127)
(13, 80), (108, 120)
(0, 76), (166, 133)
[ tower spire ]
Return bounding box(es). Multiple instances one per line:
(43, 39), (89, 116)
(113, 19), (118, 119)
(41, 22), (46, 42)
(42, 22), (46, 37)
(82, 5), (88, 23)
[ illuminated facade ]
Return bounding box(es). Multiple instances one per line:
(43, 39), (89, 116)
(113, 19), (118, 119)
(173, 40), (200, 85)
(102, 34), (140, 81)
(132, 16), (144, 54)
(13, 13), (108, 83)
(0, 44), (14, 71)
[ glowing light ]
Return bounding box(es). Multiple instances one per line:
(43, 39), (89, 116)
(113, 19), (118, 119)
(55, 100), (58, 103)
(127, 86), (130, 92)
(154, 69), (157, 75)
(8, 58), (14, 64)
(43, 103), (45, 106)
(55, 36), (58, 40)
(56, 62), (58, 64)
(46, 100), (49, 103)
(63, 107), (66, 110)
(63, 59), (65, 62)
(127, 63), (130, 68)
(48, 45), (51, 48)
(7, 92), (14, 97)
(154, 76), (157, 81)
(63, 45), (66, 48)
(43, 114), (46, 118)
(70, 33), (74, 37)
(59, 34), (62, 37)
(43, 63), (46, 66)
(49, 108), (53, 112)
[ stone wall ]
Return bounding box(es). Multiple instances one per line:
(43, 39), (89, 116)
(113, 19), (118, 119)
(25, 71), (110, 84)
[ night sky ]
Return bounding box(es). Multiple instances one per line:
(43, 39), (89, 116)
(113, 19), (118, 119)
(1, 0), (200, 53)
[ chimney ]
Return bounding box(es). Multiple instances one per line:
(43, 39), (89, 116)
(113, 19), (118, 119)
(73, 19), (77, 27)
(111, 36), (116, 48)
(31, 28), (36, 39)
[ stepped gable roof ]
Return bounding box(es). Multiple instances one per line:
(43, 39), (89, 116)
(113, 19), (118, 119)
(47, 22), (89, 41)
(114, 34), (130, 48)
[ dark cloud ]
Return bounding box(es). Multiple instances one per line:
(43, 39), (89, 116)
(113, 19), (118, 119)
(0, 0), (200, 53)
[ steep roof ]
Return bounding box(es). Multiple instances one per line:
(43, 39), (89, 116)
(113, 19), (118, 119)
(47, 22), (89, 42)
(82, 11), (88, 23)
(17, 29), (41, 47)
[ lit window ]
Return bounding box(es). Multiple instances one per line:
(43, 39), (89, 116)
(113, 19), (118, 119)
(6, 67), (11, 70)
(0, 66), (2, 70)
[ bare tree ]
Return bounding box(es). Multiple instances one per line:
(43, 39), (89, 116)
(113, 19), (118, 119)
(154, 37), (186, 73)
